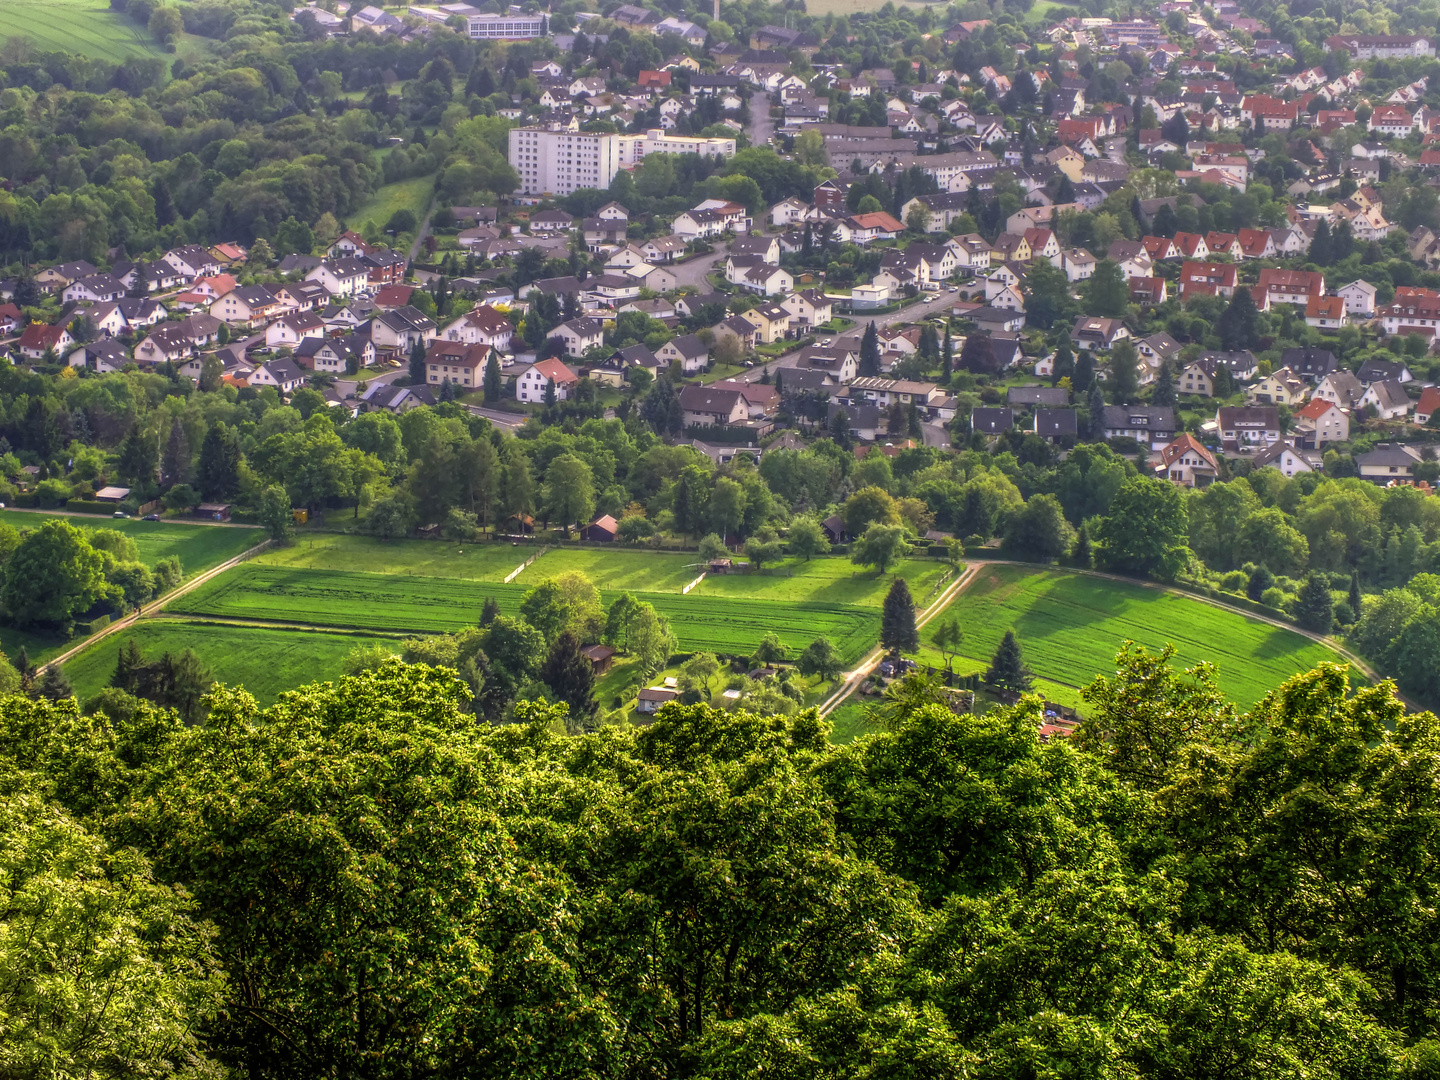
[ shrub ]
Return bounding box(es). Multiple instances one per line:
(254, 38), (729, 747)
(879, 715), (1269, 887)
(1260, 586), (1289, 611)
(1220, 570), (1248, 593)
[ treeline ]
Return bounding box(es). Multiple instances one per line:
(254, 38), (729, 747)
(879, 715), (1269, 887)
(1, 650), (1438, 1076)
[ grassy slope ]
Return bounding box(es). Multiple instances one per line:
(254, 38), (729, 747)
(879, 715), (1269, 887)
(921, 565), (1347, 710)
(350, 176), (435, 231)
(0, 0), (210, 62)
(65, 621), (401, 707)
(0, 511), (260, 578)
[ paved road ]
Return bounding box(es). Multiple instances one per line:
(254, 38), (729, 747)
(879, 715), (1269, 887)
(333, 364), (408, 400)
(467, 404), (528, 429)
(749, 93), (777, 150)
(669, 241), (730, 291)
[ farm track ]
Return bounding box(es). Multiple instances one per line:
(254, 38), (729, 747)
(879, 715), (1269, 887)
(43, 539), (274, 673)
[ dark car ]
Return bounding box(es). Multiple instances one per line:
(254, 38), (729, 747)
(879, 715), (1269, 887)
(142, 513), (161, 521)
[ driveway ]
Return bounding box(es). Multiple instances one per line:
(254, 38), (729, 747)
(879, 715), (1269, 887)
(669, 242), (730, 291)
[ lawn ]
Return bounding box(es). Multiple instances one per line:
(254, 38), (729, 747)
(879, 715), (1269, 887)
(920, 565), (1350, 710)
(0, 511), (261, 578)
(0, 0), (211, 62)
(171, 564), (884, 664)
(64, 621), (402, 708)
(256, 532), (527, 579)
(350, 175), (435, 232)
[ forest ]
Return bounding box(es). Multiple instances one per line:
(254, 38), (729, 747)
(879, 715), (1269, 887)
(3, 650), (1439, 1078)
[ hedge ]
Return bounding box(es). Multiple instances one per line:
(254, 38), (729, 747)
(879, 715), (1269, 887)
(76, 614), (110, 637)
(11, 493), (36, 508)
(64, 500), (117, 515)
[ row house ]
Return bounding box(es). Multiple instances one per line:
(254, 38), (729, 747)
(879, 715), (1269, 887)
(1256, 267), (1324, 309)
(1377, 286), (1440, 336)
(1178, 261), (1237, 300)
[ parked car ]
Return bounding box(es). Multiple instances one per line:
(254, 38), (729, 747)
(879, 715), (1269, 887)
(142, 513), (161, 521)
(112, 511), (129, 518)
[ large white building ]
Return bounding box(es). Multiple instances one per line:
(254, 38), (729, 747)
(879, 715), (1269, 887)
(509, 128), (736, 196)
(467, 12), (546, 37)
(510, 129), (623, 196)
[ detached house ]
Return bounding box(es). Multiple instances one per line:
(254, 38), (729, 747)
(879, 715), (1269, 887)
(516, 357), (579, 402)
(1216, 404), (1282, 452)
(1256, 267), (1324, 309)
(553, 317), (605, 357)
(1359, 378), (1413, 420)
(679, 384), (748, 427)
(306, 257), (371, 297)
(1178, 261), (1237, 299)
(1071, 316), (1130, 351)
(1293, 397), (1350, 446)
(423, 340), (492, 390)
(1305, 295), (1347, 328)
(656, 334), (711, 373)
(1157, 433), (1219, 487)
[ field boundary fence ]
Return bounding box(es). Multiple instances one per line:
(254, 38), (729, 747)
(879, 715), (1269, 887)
(682, 572), (706, 595)
(503, 546), (548, 584)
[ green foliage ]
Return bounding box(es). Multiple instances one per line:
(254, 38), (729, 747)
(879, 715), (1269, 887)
(881, 577), (918, 654)
(985, 629), (1034, 692)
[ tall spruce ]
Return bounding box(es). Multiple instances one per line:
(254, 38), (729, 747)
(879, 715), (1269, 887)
(881, 577), (919, 653)
(162, 419), (192, 487)
(198, 423), (241, 501)
(540, 630), (596, 729)
(985, 630), (1034, 692)
(942, 322), (954, 379)
(483, 353), (502, 403)
(859, 321), (883, 377)
(1217, 287), (1260, 351)
(1348, 571), (1363, 622)
(1295, 571), (1335, 634)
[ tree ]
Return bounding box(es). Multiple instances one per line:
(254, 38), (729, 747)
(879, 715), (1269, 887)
(960, 331), (999, 374)
(985, 629), (1034, 692)
(540, 630), (596, 729)
(480, 597), (501, 626)
(629, 601), (676, 677)
(1082, 259), (1129, 318)
(542, 454), (594, 537)
(797, 637), (843, 680)
(2, 520), (110, 627)
(787, 517), (829, 561)
(1002, 493), (1075, 562)
(753, 632), (787, 665)
(931, 615), (963, 671)
(483, 352), (502, 403)
(1349, 571), (1363, 622)
(1151, 359), (1176, 406)
(1095, 477), (1189, 579)
(744, 530), (785, 570)
(1108, 339), (1140, 404)
(161, 418), (191, 487)
(1310, 217), (1334, 265)
(844, 486), (900, 537)
(117, 424), (158, 488)
(259, 484), (294, 543)
(1072, 523), (1092, 567)
(880, 577), (919, 653)
(852, 523), (908, 574)
(1023, 259), (1073, 329)
(942, 322), (954, 379)
(1216, 286), (1260, 351)
(408, 339), (427, 385)
(1087, 382), (1109, 439)
(364, 492), (417, 540)
(858, 321), (882, 377)
(678, 652), (721, 696)
(603, 592), (642, 653)
(697, 533), (729, 562)
(0, 785), (225, 1077)
(1294, 571), (1335, 634)
(35, 663), (73, 701)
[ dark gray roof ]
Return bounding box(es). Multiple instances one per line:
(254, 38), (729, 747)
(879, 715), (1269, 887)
(970, 407), (1015, 433)
(1007, 385), (1069, 406)
(1034, 408), (1077, 437)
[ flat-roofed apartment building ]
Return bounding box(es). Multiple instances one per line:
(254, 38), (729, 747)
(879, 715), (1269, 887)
(510, 129), (736, 196)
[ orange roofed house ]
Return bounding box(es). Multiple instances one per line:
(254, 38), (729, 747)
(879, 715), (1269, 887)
(1379, 286), (1440, 337)
(1157, 433), (1219, 487)
(1178, 261), (1237, 300)
(1256, 267), (1324, 309)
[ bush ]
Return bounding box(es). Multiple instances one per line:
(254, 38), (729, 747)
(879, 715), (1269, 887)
(1220, 570), (1248, 593)
(34, 478), (69, 508)
(1260, 586), (1289, 611)
(61, 500), (112, 515)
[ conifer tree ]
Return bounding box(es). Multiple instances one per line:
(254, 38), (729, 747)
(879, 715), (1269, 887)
(1217, 287), (1260, 351)
(881, 577), (919, 654)
(985, 630), (1034, 692)
(942, 322), (954, 379)
(35, 664), (73, 701)
(1295, 571), (1335, 634)
(859, 321), (882, 377)
(540, 630), (596, 728)
(483, 353), (502, 404)
(1348, 571), (1363, 623)
(1151, 360), (1176, 406)
(1072, 523), (1092, 567)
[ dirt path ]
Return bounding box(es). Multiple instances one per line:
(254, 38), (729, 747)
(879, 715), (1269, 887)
(408, 196), (438, 263)
(0, 506), (260, 529)
(818, 562), (976, 717)
(818, 558), (1393, 719)
(43, 539), (273, 672)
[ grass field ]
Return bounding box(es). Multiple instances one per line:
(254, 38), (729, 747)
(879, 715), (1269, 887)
(0, 511), (260, 578)
(64, 621), (401, 708)
(350, 175), (435, 232)
(0, 0), (210, 62)
(169, 564), (884, 664)
(921, 566), (1349, 710)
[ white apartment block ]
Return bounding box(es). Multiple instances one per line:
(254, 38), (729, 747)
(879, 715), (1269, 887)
(466, 12), (546, 37)
(509, 128), (736, 196)
(510, 129), (622, 196)
(616, 129), (737, 164)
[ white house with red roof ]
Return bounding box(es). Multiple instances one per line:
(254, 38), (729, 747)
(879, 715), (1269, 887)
(516, 357), (580, 402)
(1157, 433), (1219, 487)
(1293, 397), (1350, 445)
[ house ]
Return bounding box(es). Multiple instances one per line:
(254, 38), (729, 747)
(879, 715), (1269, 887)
(1357, 357), (1414, 385)
(970, 407), (1014, 435)
(516, 357), (580, 402)
(1359, 379), (1413, 420)
(1237, 228), (1277, 260)
(1293, 397), (1350, 446)
(161, 245), (222, 280)
(440, 305), (514, 352)
(1130, 277), (1168, 306)
(1256, 267), (1325, 309)
(679, 384), (748, 427)
(1415, 385), (1440, 424)
(16, 322), (74, 361)
(1103, 405), (1177, 448)
(581, 516), (619, 543)
(34, 260), (97, 292)
(1157, 433), (1219, 487)
(1033, 408), (1078, 442)
(712, 317), (758, 351)
(369, 306), (437, 353)
(1337, 280), (1378, 317)
(265, 311), (326, 349)
(66, 339), (130, 373)
(1249, 367), (1307, 406)
(656, 334), (711, 373)
(360, 383), (437, 413)
(729, 234), (780, 264)
(1216, 405), (1282, 451)
(211, 285), (281, 326)
(637, 686), (680, 714)
(781, 290), (833, 331)
(740, 304), (791, 344)
(797, 345), (857, 382)
(1314, 370), (1365, 410)
(1205, 232), (1244, 258)
(295, 334), (375, 374)
(62, 274), (126, 304)
(1061, 247), (1098, 282)
(1357, 442), (1423, 484)
(1071, 316), (1129, 351)
(248, 357), (306, 394)
(1379, 285), (1440, 337)
(1281, 347), (1338, 381)
(1249, 441), (1322, 477)
(306, 257), (372, 297)
(1305, 295), (1347, 329)
(423, 340), (492, 390)
(1178, 261), (1238, 300)
(641, 235), (687, 263)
